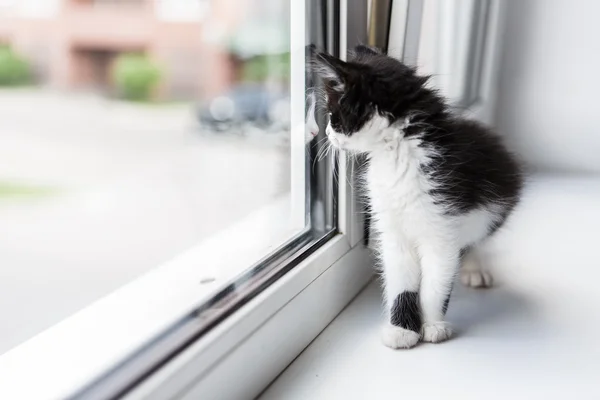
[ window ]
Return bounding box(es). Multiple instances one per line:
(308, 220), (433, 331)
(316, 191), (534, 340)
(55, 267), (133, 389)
(391, 0), (501, 122)
(1, 0), (308, 356)
(0, 0), (372, 399)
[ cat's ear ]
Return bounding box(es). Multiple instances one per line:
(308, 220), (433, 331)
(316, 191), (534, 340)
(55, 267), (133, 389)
(353, 45), (382, 57)
(305, 44), (318, 58)
(312, 51), (354, 92)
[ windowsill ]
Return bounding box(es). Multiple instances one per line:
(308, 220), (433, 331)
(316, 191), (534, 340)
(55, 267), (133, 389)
(260, 173), (600, 399)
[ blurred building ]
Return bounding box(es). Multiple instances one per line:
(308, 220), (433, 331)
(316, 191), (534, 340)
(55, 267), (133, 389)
(0, 0), (249, 99)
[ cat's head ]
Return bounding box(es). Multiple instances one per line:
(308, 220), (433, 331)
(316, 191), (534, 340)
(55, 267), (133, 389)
(312, 45), (437, 153)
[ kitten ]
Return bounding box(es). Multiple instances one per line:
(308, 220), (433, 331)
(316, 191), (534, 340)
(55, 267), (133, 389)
(313, 45), (523, 349)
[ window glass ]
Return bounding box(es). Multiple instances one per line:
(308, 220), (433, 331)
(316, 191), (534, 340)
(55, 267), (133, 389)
(0, 0), (332, 358)
(417, 0), (490, 107)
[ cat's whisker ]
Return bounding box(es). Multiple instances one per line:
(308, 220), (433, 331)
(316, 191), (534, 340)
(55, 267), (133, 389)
(314, 136), (329, 147)
(315, 144), (326, 163)
(319, 141), (333, 163)
(313, 142), (328, 172)
(331, 147), (340, 187)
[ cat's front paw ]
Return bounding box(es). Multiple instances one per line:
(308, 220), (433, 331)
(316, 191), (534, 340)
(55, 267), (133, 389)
(460, 269), (493, 288)
(381, 323), (420, 349)
(421, 322), (453, 343)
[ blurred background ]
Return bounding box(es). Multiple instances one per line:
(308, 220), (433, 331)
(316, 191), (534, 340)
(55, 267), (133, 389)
(0, 0), (291, 101)
(0, 0), (293, 354)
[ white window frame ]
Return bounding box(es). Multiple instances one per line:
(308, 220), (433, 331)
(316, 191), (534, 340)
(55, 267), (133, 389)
(0, 1), (375, 399)
(123, 2), (377, 398)
(390, 0), (506, 125)
(430, 0), (505, 125)
(467, 0), (506, 125)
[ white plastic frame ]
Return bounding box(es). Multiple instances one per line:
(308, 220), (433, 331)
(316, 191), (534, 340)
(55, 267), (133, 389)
(430, 0), (506, 124)
(467, 0), (506, 125)
(0, 1), (373, 400)
(123, 1), (375, 398)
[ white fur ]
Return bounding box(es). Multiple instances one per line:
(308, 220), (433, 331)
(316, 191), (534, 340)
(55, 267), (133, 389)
(421, 321), (453, 343)
(381, 323), (420, 349)
(326, 113), (499, 348)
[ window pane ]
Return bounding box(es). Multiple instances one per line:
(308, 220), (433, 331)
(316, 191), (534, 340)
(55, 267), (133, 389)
(417, 0), (490, 107)
(0, 0), (333, 359)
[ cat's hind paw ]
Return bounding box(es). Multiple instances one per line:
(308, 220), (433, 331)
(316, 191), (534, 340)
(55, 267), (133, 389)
(421, 322), (453, 343)
(460, 269), (493, 288)
(381, 323), (420, 349)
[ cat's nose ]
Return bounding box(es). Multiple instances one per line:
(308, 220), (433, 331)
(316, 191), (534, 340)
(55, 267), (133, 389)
(311, 130), (318, 137)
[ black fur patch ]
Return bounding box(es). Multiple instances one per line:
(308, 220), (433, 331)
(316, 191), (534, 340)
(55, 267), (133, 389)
(442, 284), (453, 315)
(442, 296), (450, 315)
(363, 202), (372, 246)
(390, 291), (421, 332)
(312, 45), (523, 220)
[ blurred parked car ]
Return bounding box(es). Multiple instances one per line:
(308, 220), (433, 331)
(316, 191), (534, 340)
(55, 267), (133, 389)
(196, 84), (290, 133)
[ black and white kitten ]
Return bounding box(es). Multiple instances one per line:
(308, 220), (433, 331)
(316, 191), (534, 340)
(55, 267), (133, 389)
(313, 45), (523, 349)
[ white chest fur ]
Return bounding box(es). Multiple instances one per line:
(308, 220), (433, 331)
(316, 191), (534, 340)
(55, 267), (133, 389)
(366, 135), (443, 246)
(366, 134), (496, 251)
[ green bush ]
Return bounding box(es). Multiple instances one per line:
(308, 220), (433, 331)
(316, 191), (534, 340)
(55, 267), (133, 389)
(0, 45), (31, 86)
(112, 53), (161, 101)
(241, 52), (291, 82)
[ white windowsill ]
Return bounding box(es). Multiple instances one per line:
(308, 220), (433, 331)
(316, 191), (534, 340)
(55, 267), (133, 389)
(261, 173), (600, 400)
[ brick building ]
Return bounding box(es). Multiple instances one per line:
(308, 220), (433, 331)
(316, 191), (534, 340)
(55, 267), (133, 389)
(0, 0), (256, 100)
